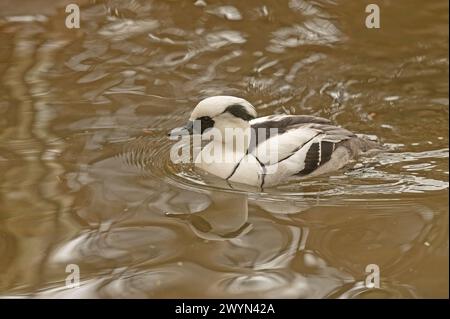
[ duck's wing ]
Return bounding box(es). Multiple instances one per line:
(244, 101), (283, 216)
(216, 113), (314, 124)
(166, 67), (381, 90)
(250, 115), (331, 135)
(249, 115), (332, 147)
(249, 115), (356, 167)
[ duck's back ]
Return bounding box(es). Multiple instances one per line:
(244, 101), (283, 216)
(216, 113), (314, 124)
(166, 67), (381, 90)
(245, 115), (380, 187)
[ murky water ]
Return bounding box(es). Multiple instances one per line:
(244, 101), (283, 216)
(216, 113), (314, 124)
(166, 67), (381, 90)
(0, 0), (448, 298)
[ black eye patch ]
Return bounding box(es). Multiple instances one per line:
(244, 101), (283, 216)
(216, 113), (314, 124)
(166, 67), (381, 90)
(197, 116), (215, 133)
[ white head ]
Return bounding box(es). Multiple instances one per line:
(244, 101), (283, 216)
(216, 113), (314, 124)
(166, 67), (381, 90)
(171, 96), (257, 137)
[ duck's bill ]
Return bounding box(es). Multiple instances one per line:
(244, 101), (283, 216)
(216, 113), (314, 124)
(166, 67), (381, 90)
(168, 121), (194, 137)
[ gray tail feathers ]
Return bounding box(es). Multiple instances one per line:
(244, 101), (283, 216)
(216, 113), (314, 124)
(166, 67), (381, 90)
(340, 135), (383, 157)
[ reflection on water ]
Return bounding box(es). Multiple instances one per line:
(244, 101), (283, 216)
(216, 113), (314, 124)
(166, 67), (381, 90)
(0, 0), (448, 298)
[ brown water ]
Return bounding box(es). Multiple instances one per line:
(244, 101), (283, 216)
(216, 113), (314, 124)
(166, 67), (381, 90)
(0, 0), (448, 298)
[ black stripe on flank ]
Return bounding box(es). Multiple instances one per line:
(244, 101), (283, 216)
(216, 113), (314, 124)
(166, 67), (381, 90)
(298, 142), (320, 176)
(225, 155), (245, 180)
(254, 156), (266, 188)
(224, 104), (255, 121)
(320, 141), (334, 165)
(276, 133), (321, 164)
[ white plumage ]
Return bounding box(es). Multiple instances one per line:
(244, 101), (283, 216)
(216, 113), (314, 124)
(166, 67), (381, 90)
(170, 96), (380, 187)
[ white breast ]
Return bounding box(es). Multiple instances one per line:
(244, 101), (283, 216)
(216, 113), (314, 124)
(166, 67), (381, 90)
(194, 141), (247, 180)
(227, 154), (264, 186)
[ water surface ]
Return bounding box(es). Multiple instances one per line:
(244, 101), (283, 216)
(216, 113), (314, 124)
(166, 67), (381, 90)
(0, 0), (448, 298)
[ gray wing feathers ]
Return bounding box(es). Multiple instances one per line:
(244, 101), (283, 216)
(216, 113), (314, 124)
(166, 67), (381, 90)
(249, 115), (380, 171)
(251, 115), (331, 132)
(307, 123), (356, 142)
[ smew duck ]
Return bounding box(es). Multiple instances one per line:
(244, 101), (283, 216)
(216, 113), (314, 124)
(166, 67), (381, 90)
(170, 96), (380, 187)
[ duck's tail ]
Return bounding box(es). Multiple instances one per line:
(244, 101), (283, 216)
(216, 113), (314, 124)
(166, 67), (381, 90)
(346, 134), (384, 157)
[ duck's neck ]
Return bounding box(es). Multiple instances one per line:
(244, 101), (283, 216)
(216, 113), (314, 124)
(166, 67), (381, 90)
(194, 126), (253, 179)
(217, 126), (252, 155)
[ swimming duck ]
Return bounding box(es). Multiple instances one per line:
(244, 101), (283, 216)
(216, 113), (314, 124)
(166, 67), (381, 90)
(170, 96), (380, 187)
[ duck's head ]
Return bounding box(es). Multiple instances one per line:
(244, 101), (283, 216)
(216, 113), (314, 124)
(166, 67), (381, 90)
(170, 96), (257, 137)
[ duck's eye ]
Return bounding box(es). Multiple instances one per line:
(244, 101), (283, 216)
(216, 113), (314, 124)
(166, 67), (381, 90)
(197, 116), (215, 133)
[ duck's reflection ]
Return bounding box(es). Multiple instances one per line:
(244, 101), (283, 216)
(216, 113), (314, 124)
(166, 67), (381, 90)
(166, 191), (252, 240)
(164, 188), (311, 271)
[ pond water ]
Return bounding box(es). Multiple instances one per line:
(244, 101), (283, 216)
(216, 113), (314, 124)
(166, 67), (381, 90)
(0, 0), (448, 298)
